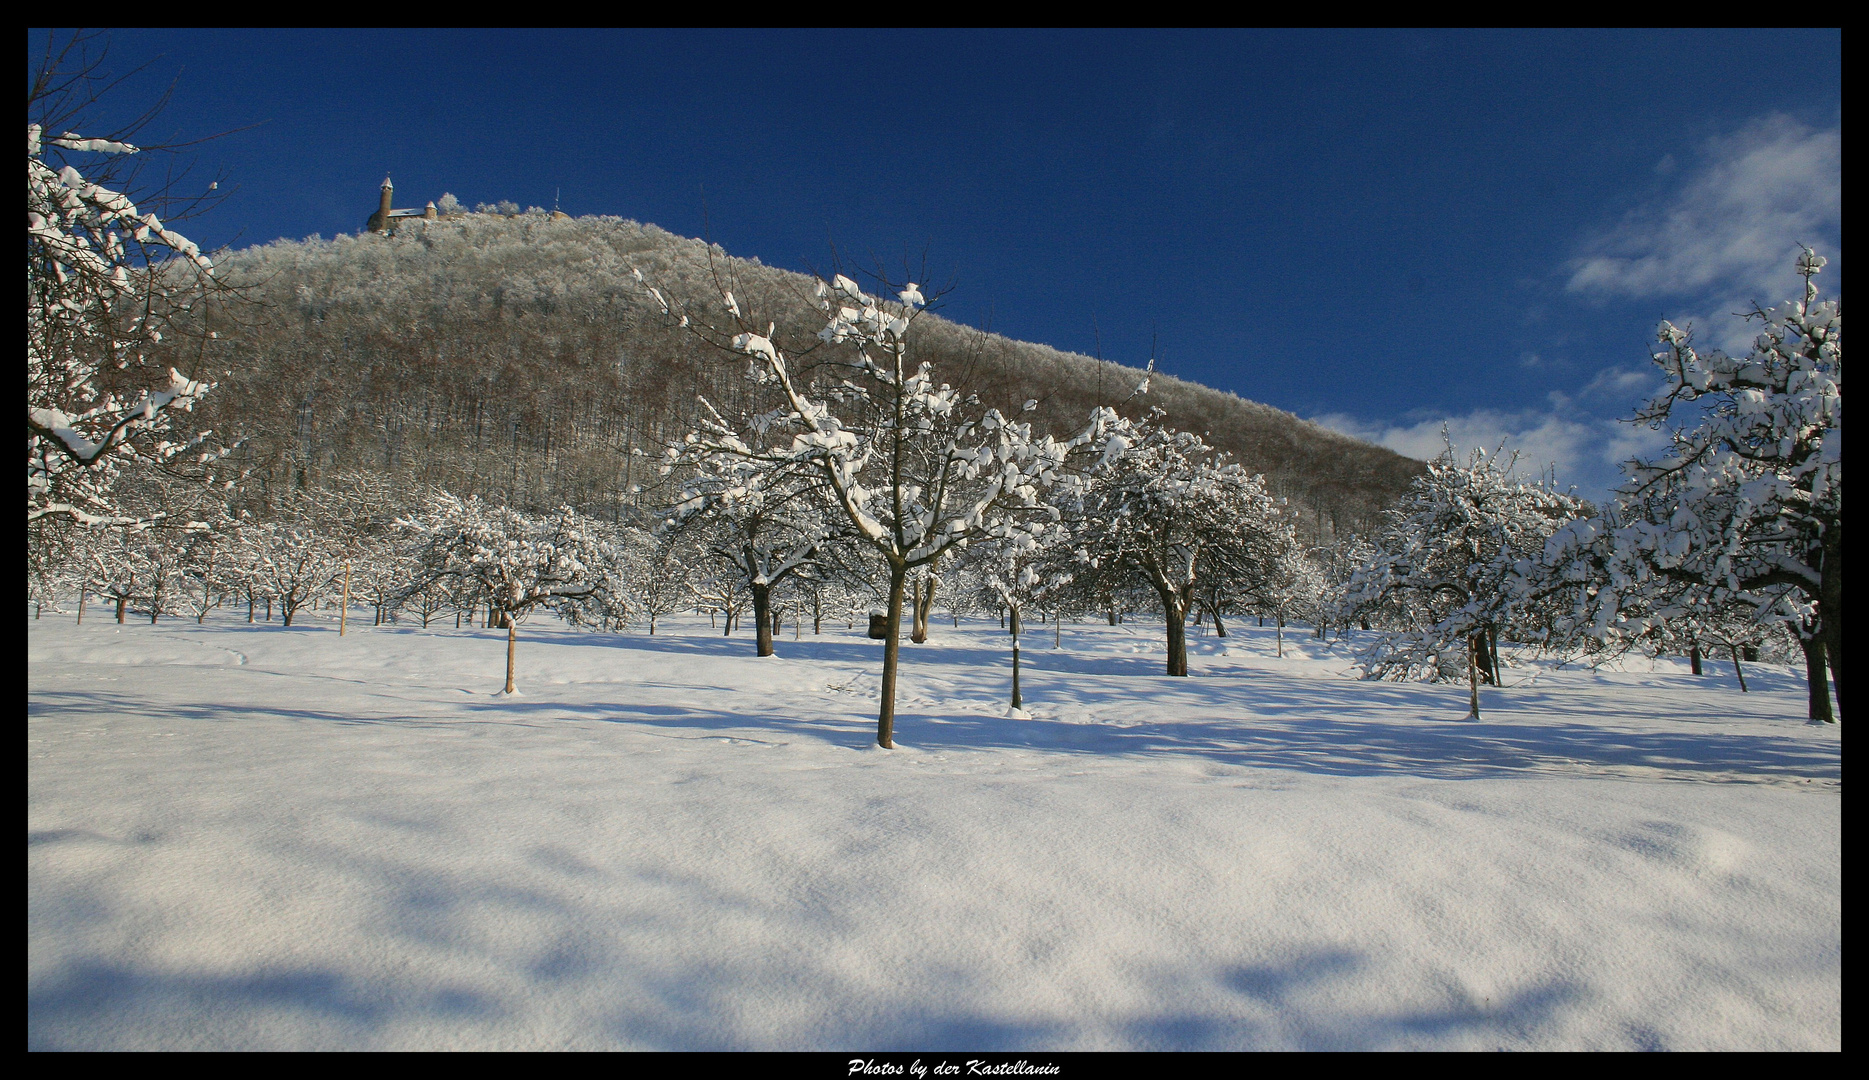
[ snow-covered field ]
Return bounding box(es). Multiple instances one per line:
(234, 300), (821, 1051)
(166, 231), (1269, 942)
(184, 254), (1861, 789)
(28, 611), (1840, 1050)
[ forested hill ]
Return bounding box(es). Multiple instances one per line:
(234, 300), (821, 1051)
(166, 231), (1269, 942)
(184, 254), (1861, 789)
(205, 211), (1423, 535)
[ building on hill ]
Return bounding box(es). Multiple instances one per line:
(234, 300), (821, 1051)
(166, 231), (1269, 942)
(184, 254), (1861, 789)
(365, 176), (442, 233)
(367, 177), (568, 233)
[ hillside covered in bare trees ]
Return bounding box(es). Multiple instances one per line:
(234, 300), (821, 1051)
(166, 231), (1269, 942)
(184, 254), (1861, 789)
(199, 210), (1423, 535)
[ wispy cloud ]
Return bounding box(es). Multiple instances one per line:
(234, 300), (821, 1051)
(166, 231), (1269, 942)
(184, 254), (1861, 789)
(1565, 114), (1840, 304)
(1314, 366), (1670, 501)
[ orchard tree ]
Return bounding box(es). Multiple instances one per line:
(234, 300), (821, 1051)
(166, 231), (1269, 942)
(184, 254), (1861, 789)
(1349, 441), (1586, 716)
(1547, 250), (1842, 721)
(246, 515), (343, 628)
(27, 35), (226, 527)
(628, 528), (698, 635)
(1073, 416), (1298, 677)
(969, 518), (1078, 711)
(670, 398), (831, 657)
(402, 495), (613, 694)
(648, 269), (1117, 747)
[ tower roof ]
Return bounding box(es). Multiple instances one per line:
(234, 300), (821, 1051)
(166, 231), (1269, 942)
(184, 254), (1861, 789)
(381, 175), (393, 190)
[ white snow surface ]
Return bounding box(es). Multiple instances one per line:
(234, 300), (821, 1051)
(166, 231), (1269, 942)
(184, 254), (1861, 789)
(28, 613), (1839, 1050)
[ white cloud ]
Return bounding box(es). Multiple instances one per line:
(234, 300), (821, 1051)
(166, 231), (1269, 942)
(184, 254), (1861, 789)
(1566, 114), (1840, 302)
(1315, 388), (1670, 503)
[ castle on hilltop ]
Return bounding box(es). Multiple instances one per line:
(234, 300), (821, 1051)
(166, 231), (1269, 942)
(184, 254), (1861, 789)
(366, 176), (446, 233)
(367, 176), (568, 233)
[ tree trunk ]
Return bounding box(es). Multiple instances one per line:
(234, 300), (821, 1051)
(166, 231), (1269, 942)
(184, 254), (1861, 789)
(504, 617), (517, 695)
(1107, 605), (1118, 626)
(1467, 631), (1483, 720)
(911, 574), (935, 643)
(1212, 606), (1227, 638)
(1689, 642), (1702, 675)
(1472, 626), (1496, 684)
(116, 596), (126, 624)
(1728, 644), (1749, 693)
(1487, 625), (1501, 685)
(1010, 634), (1023, 710)
(77, 590), (85, 625)
(1275, 614), (1284, 658)
(1820, 521), (1842, 718)
(1801, 631), (1835, 723)
(877, 563), (908, 748)
(752, 582), (774, 657)
(1158, 587), (1189, 677)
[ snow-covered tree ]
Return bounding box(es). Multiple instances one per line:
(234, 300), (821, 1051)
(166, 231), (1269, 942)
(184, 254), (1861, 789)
(1242, 545), (1328, 658)
(401, 495), (613, 693)
(28, 43), (223, 527)
(27, 518), (82, 618)
(1072, 416), (1298, 676)
(626, 528), (698, 635)
(968, 518), (1078, 711)
(179, 527), (229, 624)
(670, 399), (831, 656)
(647, 269), (1116, 747)
(1349, 441), (1587, 714)
(1546, 250), (1842, 721)
(246, 515), (344, 628)
(79, 526), (155, 623)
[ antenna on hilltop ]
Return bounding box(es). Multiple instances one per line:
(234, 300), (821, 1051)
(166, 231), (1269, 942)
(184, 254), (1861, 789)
(554, 187), (561, 213)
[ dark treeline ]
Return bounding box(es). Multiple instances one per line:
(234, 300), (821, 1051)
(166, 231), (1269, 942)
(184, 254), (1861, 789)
(194, 210), (1422, 535)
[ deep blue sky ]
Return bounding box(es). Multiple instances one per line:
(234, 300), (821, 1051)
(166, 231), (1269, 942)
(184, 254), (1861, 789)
(30, 29), (1841, 496)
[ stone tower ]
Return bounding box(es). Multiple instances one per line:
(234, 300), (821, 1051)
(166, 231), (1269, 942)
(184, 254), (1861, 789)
(370, 176), (394, 232)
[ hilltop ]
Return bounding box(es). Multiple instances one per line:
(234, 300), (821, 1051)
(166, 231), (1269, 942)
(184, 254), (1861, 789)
(203, 211), (1423, 533)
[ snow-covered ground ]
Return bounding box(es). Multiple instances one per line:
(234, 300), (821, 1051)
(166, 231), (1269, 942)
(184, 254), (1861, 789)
(28, 611), (1840, 1050)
